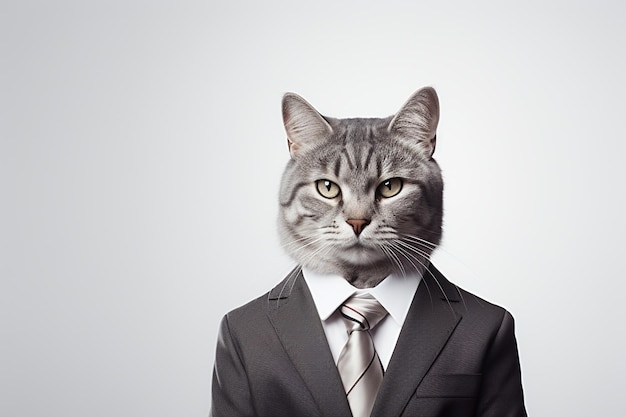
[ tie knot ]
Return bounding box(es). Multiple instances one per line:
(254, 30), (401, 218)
(340, 293), (388, 332)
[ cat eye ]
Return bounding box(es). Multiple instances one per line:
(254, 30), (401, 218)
(377, 178), (403, 198)
(316, 179), (341, 199)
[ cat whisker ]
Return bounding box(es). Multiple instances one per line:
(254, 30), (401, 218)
(281, 235), (324, 251)
(386, 241), (425, 284)
(400, 235), (471, 312)
(272, 265), (303, 308)
(275, 241), (338, 306)
(277, 241), (331, 305)
(384, 241), (435, 308)
(388, 242), (443, 312)
(401, 234), (439, 251)
(395, 238), (432, 259)
(280, 235), (313, 249)
(404, 233), (473, 267)
(388, 240), (457, 315)
(377, 243), (406, 278)
(402, 233), (437, 244)
(386, 241), (424, 276)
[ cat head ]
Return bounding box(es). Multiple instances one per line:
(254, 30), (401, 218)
(278, 87), (443, 287)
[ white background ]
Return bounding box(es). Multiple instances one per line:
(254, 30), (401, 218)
(2, 1), (625, 416)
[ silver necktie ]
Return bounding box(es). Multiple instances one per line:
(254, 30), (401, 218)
(337, 293), (388, 417)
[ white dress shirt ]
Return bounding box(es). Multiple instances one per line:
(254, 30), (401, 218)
(302, 267), (421, 370)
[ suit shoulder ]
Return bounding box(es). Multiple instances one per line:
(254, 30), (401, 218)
(222, 270), (300, 327)
(432, 265), (512, 315)
(223, 291), (270, 324)
(450, 284), (518, 332)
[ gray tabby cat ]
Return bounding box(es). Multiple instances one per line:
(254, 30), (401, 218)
(278, 87), (443, 289)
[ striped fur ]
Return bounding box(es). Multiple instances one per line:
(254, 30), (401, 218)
(278, 88), (443, 288)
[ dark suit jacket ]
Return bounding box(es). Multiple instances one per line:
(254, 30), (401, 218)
(211, 265), (527, 416)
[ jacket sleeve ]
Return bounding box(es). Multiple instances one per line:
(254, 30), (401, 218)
(210, 314), (254, 417)
(476, 310), (528, 417)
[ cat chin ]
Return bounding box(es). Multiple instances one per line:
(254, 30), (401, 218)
(335, 247), (384, 264)
(296, 248), (389, 274)
(301, 256), (395, 288)
(301, 259), (389, 276)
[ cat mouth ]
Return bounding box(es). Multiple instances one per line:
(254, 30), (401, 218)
(344, 239), (378, 251)
(335, 241), (386, 264)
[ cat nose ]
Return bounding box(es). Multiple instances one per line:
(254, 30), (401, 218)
(346, 219), (370, 236)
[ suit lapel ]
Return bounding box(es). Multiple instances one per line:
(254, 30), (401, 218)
(371, 264), (463, 417)
(267, 269), (352, 417)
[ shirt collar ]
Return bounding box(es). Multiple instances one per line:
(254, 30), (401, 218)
(302, 267), (421, 326)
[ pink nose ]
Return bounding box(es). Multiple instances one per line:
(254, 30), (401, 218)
(346, 219), (370, 236)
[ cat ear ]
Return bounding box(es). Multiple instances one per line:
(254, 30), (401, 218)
(388, 87), (440, 159)
(282, 93), (333, 159)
